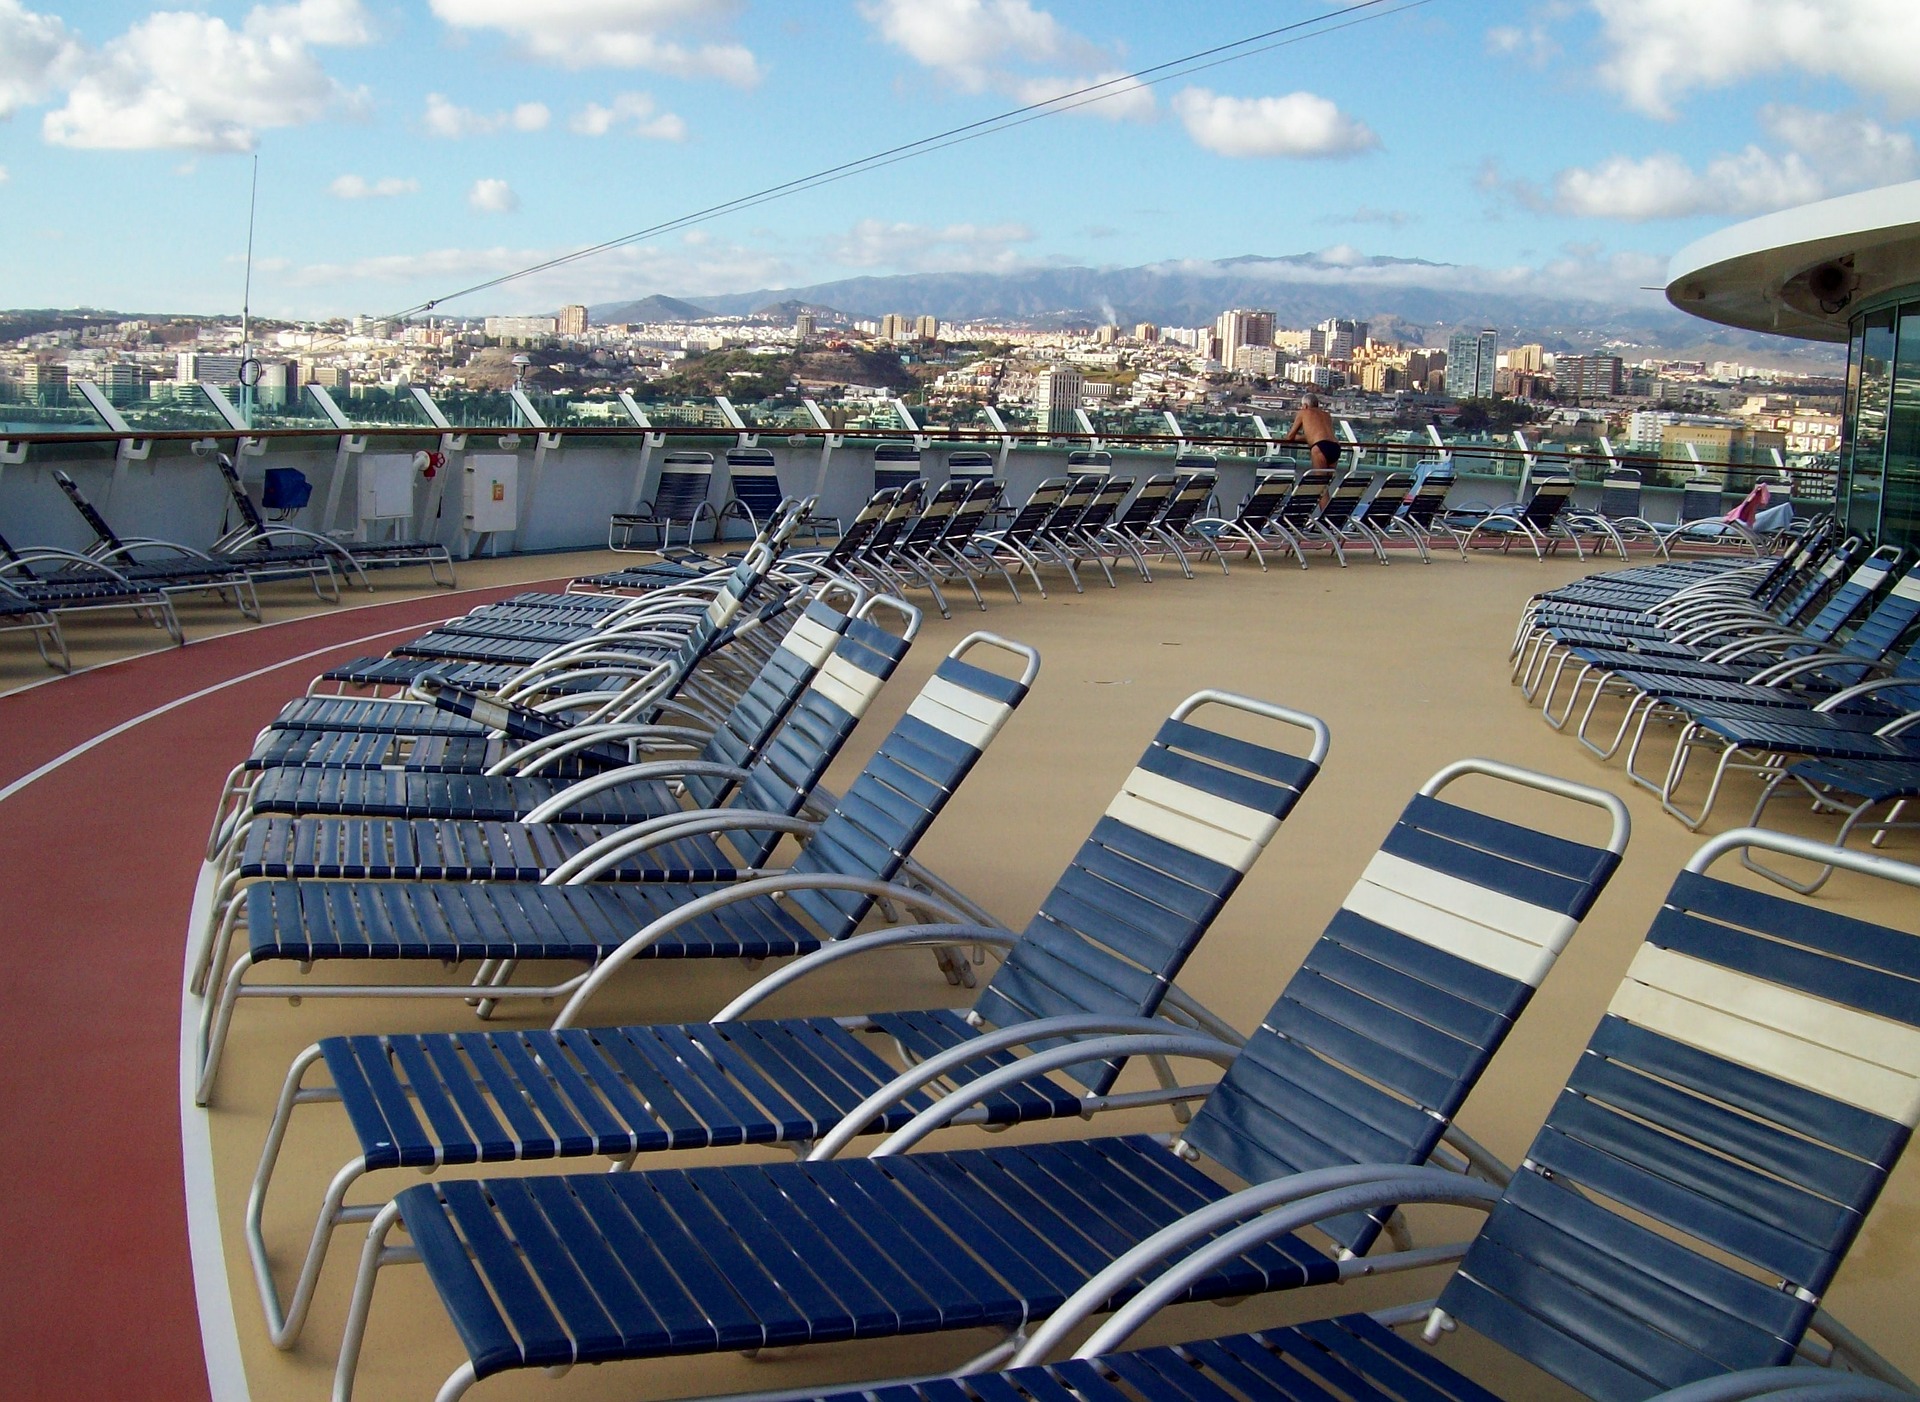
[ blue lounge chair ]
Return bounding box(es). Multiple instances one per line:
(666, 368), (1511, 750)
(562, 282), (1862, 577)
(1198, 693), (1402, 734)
(1189, 472), (1294, 573)
(874, 441), (924, 494)
(955, 829), (1920, 1402)
(1462, 474), (1584, 560)
(327, 760), (1628, 1399)
(194, 633), (1041, 1103)
(246, 689), (1327, 1346)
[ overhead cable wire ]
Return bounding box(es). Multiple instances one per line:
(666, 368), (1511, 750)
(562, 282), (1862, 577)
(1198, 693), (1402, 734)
(378, 0), (1429, 322)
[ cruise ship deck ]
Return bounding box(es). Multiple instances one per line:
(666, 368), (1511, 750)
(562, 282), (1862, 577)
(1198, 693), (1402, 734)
(3, 540), (1915, 1402)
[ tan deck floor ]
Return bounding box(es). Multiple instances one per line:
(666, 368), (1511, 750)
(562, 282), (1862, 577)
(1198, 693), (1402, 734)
(179, 545), (1918, 1401)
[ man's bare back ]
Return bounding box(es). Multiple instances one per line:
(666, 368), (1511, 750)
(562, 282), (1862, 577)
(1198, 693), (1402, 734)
(1282, 395), (1342, 472)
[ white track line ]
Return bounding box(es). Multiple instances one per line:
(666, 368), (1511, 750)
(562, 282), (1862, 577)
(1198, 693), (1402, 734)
(0, 617), (453, 805)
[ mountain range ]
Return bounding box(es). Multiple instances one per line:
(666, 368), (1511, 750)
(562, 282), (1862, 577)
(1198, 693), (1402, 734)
(592, 252), (1843, 368)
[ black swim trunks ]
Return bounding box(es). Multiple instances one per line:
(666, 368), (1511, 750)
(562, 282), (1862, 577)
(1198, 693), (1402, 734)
(1313, 439), (1342, 465)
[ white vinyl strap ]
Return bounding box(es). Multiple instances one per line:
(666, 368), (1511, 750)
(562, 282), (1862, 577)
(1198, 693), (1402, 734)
(779, 615), (841, 669)
(1610, 944), (1920, 1127)
(810, 653), (886, 720)
(906, 676), (1013, 750)
(706, 588), (743, 627)
(1847, 563), (1891, 589)
(1103, 767), (1279, 873)
(1892, 574), (1920, 603)
(1341, 851), (1577, 988)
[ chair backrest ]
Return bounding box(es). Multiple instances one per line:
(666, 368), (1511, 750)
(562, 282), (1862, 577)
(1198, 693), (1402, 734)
(1845, 557), (1920, 663)
(1773, 533), (1865, 628)
(1182, 764), (1627, 1256)
(873, 441), (923, 494)
(1795, 543), (1904, 648)
(897, 479), (967, 550)
(1436, 838), (1920, 1397)
(1235, 472), (1294, 531)
(653, 451), (715, 522)
(1401, 464), (1456, 525)
(1003, 477), (1071, 542)
(781, 634), (1037, 938)
(1752, 515), (1836, 606)
(816, 490), (893, 570)
(1521, 474), (1576, 527)
(1597, 468), (1643, 519)
(1038, 474), (1102, 537)
(1678, 476), (1725, 523)
(973, 694), (1328, 1094)
(1363, 472), (1414, 525)
(1320, 471), (1371, 525)
(856, 480), (924, 556)
(721, 607), (917, 863)
(1277, 466), (1334, 529)
(1066, 449), (1114, 477)
(1114, 474), (1177, 530)
(723, 447), (784, 520)
(677, 597), (860, 809)
(938, 479), (1003, 549)
(1157, 471), (1216, 532)
(1174, 453), (1218, 475)
(946, 450), (997, 483)
(206, 452), (274, 537)
(49, 470), (125, 551)
(1073, 475), (1135, 534)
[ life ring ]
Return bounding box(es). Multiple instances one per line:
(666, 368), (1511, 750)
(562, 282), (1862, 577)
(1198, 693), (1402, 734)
(237, 357), (264, 387)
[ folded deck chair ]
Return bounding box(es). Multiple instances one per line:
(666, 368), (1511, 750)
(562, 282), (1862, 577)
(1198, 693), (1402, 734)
(840, 828), (1920, 1402)
(327, 759), (1628, 1399)
(210, 598), (920, 909)
(1462, 475), (1583, 560)
(207, 596), (916, 883)
(247, 689), (1328, 1346)
(195, 632), (1041, 1103)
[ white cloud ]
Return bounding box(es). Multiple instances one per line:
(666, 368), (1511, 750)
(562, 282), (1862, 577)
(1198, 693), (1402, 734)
(467, 177), (519, 213)
(0, 166), (8, 183)
(825, 218), (1037, 273)
(1540, 108), (1917, 221)
(329, 173), (418, 199)
(860, 0), (1149, 120)
(428, 0), (760, 84)
(1590, 0), (1920, 118)
(423, 93), (549, 137)
(1171, 88), (1379, 160)
(0, 0), (82, 119)
(42, 0), (369, 151)
(570, 91), (685, 139)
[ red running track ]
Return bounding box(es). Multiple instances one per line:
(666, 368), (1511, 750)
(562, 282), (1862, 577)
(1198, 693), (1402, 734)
(0, 582), (553, 1401)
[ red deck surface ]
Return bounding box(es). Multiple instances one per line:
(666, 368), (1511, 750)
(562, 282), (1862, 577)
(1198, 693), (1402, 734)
(0, 584), (546, 1400)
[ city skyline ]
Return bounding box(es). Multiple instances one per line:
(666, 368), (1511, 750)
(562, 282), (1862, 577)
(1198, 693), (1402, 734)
(2, 2), (1918, 321)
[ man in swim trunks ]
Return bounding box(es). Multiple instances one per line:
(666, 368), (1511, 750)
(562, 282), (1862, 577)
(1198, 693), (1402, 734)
(1281, 393), (1342, 472)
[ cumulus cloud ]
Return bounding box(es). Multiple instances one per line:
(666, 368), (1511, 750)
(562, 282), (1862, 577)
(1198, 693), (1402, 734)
(860, 0), (1151, 121)
(0, 0), (82, 119)
(570, 91), (685, 139)
(824, 217), (1037, 273)
(467, 177), (518, 213)
(423, 93), (549, 137)
(42, 0), (369, 151)
(1589, 0), (1920, 118)
(1536, 107), (1918, 221)
(1171, 88), (1379, 159)
(329, 173), (417, 198)
(428, 0), (760, 84)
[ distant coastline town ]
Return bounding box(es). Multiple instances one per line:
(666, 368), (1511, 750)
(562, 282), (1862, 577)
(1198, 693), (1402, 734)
(0, 299), (1844, 470)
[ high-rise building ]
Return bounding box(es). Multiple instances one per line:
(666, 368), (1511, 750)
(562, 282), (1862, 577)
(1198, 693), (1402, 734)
(1507, 343), (1545, 374)
(794, 311), (815, 343)
(20, 360), (69, 405)
(1094, 324), (1118, 345)
(177, 352), (244, 385)
(1554, 354), (1624, 399)
(1032, 364), (1084, 435)
(1444, 328), (1498, 399)
(557, 304), (589, 336)
(1311, 317), (1367, 362)
(256, 361), (300, 407)
(879, 313), (909, 342)
(1215, 308), (1274, 372)
(96, 361), (150, 405)
(484, 316), (558, 344)
(916, 314), (940, 341)
(1232, 344), (1280, 376)
(1132, 322), (1159, 343)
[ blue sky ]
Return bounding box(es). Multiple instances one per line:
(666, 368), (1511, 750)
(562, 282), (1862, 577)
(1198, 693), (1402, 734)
(2, 0), (1917, 320)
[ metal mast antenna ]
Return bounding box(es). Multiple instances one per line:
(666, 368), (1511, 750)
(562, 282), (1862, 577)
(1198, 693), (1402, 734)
(239, 154), (260, 426)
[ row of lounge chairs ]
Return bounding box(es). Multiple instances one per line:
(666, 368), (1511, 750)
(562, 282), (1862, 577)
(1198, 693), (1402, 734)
(1, 450), (455, 671)
(1514, 520), (1920, 883)
(184, 532), (1920, 1402)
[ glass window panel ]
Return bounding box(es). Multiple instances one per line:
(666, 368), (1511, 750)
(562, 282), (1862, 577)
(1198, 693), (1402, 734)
(1847, 307), (1895, 538)
(1884, 303), (1920, 549)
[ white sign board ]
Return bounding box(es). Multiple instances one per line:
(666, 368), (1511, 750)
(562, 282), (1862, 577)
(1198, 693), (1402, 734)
(464, 454), (519, 533)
